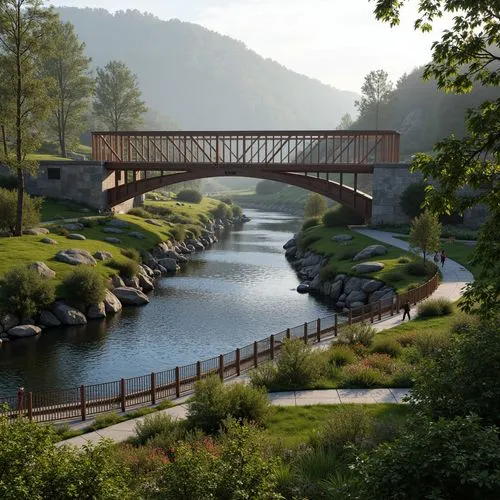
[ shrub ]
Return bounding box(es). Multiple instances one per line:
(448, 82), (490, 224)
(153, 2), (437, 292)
(399, 182), (427, 218)
(414, 331), (450, 357)
(304, 193), (327, 217)
(128, 207), (152, 218)
(370, 338), (402, 357)
(417, 298), (453, 318)
(406, 261), (437, 277)
(322, 205), (364, 228)
(338, 323), (375, 347)
(170, 224), (186, 242)
(397, 256), (411, 264)
(385, 271), (404, 283)
(327, 345), (357, 367)
(210, 202), (232, 221)
(167, 214), (191, 225)
(400, 346), (422, 365)
(341, 364), (386, 387)
(134, 412), (181, 445)
(106, 259), (139, 279)
(274, 339), (322, 389)
(450, 312), (480, 334)
(395, 332), (417, 347)
(302, 217), (321, 231)
(177, 189), (203, 203)
(362, 354), (398, 374)
(320, 265), (338, 282)
(297, 231), (321, 249)
(0, 175), (17, 189)
(219, 196), (232, 205)
(338, 249), (357, 261)
(120, 248), (141, 262)
(249, 362), (278, 389)
(390, 363), (416, 387)
(0, 266), (55, 319)
(255, 179), (285, 195)
(187, 377), (269, 434)
(0, 188), (42, 233)
(147, 205), (173, 218)
(62, 267), (106, 305)
(231, 204), (242, 218)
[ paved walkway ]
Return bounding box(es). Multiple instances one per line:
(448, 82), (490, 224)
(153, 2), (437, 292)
(57, 388), (410, 448)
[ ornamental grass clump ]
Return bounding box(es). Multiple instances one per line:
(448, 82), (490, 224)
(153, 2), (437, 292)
(338, 323), (375, 347)
(327, 345), (357, 368)
(370, 337), (403, 357)
(417, 298), (454, 318)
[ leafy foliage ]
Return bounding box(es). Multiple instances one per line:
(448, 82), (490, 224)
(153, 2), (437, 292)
(210, 202), (232, 221)
(62, 267), (106, 305)
(177, 189), (203, 204)
(301, 217), (321, 231)
(338, 323), (376, 347)
(408, 210), (441, 263)
(0, 266), (55, 319)
(399, 182), (426, 218)
(355, 69), (393, 129)
(322, 205), (364, 227)
(255, 180), (285, 195)
(417, 298), (453, 318)
(304, 193), (327, 218)
(0, 188), (42, 233)
(106, 259), (139, 279)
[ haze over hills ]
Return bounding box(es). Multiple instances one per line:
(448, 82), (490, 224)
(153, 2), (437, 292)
(57, 7), (359, 131)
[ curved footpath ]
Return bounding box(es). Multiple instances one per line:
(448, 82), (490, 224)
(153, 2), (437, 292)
(58, 229), (474, 448)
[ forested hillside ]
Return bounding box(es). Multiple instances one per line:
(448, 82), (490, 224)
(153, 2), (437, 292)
(57, 7), (358, 130)
(352, 68), (497, 156)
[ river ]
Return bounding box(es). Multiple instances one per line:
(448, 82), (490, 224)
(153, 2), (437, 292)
(0, 209), (336, 395)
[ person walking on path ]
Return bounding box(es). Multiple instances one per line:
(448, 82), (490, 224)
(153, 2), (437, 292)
(402, 300), (411, 321)
(440, 249), (447, 268)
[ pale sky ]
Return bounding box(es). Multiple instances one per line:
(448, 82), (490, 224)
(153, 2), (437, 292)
(49, 0), (452, 92)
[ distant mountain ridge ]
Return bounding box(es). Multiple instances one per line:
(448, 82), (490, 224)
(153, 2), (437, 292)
(57, 7), (358, 130)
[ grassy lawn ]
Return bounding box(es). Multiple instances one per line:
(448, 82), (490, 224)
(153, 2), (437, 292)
(145, 197), (220, 223)
(264, 404), (411, 449)
(303, 225), (429, 293)
(41, 198), (99, 221)
(26, 153), (72, 162)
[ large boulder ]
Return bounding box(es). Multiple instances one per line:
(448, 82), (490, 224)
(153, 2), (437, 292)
(39, 310), (61, 327)
(124, 276), (140, 289)
(297, 283), (310, 294)
(145, 219), (163, 227)
(370, 287), (394, 303)
(113, 287), (150, 306)
(332, 234), (353, 243)
(29, 262), (56, 279)
(283, 237), (296, 250)
(330, 280), (344, 301)
(94, 251), (113, 261)
(346, 290), (368, 305)
(138, 273), (155, 292)
(102, 227), (123, 234)
(1, 314), (19, 331)
(107, 219), (129, 228)
(41, 237), (58, 245)
(353, 245), (388, 262)
(24, 228), (50, 235)
(111, 275), (125, 289)
(349, 301), (365, 309)
(129, 231), (146, 240)
(344, 277), (363, 295)
(55, 249), (96, 266)
(67, 233), (86, 241)
(53, 303), (87, 325)
(87, 303), (106, 319)
(104, 290), (122, 314)
(140, 264), (154, 278)
(8, 325), (41, 339)
(362, 279), (385, 294)
(104, 237), (121, 244)
(62, 223), (84, 231)
(285, 246), (297, 259)
(352, 262), (385, 274)
(309, 274), (322, 292)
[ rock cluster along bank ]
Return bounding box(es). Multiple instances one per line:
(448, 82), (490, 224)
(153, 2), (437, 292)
(0, 215), (248, 343)
(284, 235), (395, 312)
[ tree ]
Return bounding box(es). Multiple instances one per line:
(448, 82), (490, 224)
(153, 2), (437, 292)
(355, 70), (393, 129)
(93, 60), (147, 131)
(0, 0), (57, 236)
(43, 21), (93, 157)
(399, 182), (426, 218)
(336, 112), (353, 130)
(0, 187), (42, 233)
(372, 1), (500, 316)
(255, 180), (285, 195)
(408, 210), (441, 263)
(304, 193), (327, 217)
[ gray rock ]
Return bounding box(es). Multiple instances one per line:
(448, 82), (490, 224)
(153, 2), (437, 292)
(8, 325), (41, 339)
(140, 264), (154, 278)
(138, 273), (155, 292)
(187, 244), (196, 252)
(129, 231), (146, 240)
(297, 283), (310, 294)
(309, 274), (322, 292)
(67, 233), (86, 241)
(362, 279), (385, 294)
(1, 314), (19, 331)
(147, 259), (159, 270)
(52, 303), (87, 325)
(124, 276), (141, 289)
(370, 287), (394, 303)
(153, 269), (162, 278)
(55, 249), (96, 266)
(145, 219), (163, 227)
(29, 262), (56, 279)
(157, 264), (168, 275)
(339, 293), (347, 302)
(94, 251), (113, 261)
(350, 301), (365, 309)
(330, 280), (344, 301)
(352, 262), (385, 274)
(346, 290), (367, 305)
(336, 301), (346, 309)
(353, 245), (388, 262)
(344, 277), (363, 294)
(41, 237), (58, 245)
(113, 287), (150, 306)
(104, 237), (121, 244)
(104, 290), (122, 314)
(39, 310), (61, 327)
(107, 219), (130, 228)
(332, 234), (353, 243)
(62, 223), (84, 231)
(87, 302), (106, 319)
(111, 275), (125, 288)
(283, 237), (297, 250)
(285, 246), (297, 259)
(334, 274), (347, 283)
(102, 227), (124, 234)
(23, 227), (50, 235)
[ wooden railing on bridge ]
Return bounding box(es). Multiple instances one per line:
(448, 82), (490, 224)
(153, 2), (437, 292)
(1, 273), (438, 424)
(92, 130), (400, 170)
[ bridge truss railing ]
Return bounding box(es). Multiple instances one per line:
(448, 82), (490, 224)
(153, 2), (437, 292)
(92, 130), (400, 167)
(0, 273), (438, 424)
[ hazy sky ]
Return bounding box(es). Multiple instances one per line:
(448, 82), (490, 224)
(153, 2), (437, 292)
(49, 0), (452, 92)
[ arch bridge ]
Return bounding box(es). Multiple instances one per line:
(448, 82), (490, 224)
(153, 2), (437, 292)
(92, 130), (401, 220)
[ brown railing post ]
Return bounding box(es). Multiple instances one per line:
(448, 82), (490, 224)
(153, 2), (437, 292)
(151, 373), (156, 406)
(120, 378), (126, 413)
(253, 341), (258, 367)
(270, 335), (275, 360)
(370, 305), (374, 323)
(303, 322), (308, 343)
(27, 392), (33, 422)
(80, 385), (86, 421)
(286, 328), (291, 340)
(175, 367), (180, 398)
(219, 354), (224, 381)
(334, 314), (338, 336)
(196, 361), (201, 381)
(236, 348), (241, 376)
(17, 386), (24, 417)
(378, 301), (382, 321)
(316, 318), (321, 342)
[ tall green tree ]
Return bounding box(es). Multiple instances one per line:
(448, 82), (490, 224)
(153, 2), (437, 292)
(304, 193), (327, 217)
(93, 60), (147, 131)
(0, 0), (57, 236)
(372, 0), (500, 316)
(408, 210), (441, 264)
(43, 21), (93, 157)
(355, 69), (393, 129)
(336, 112), (353, 130)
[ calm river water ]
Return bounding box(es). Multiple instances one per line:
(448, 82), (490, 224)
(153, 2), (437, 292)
(0, 209), (336, 395)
